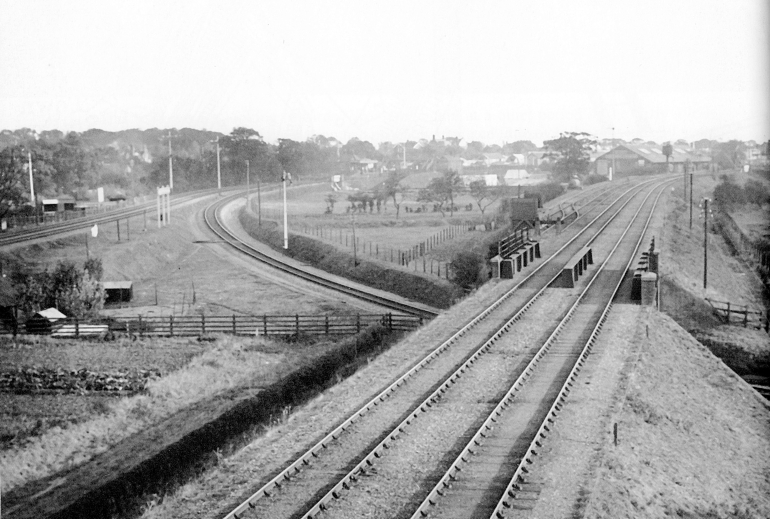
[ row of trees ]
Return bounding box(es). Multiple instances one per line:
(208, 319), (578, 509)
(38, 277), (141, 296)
(13, 258), (105, 318)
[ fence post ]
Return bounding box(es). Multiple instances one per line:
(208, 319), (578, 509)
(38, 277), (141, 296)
(138, 315), (143, 338)
(75, 317), (79, 337)
(296, 314), (300, 335)
(263, 315), (268, 336)
(357, 313), (361, 333)
(201, 314), (206, 335)
(325, 315), (329, 335)
(233, 315), (237, 335)
(170, 315), (174, 336)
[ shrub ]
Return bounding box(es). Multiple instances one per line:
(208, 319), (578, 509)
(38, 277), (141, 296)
(584, 174), (608, 186)
(450, 252), (484, 290)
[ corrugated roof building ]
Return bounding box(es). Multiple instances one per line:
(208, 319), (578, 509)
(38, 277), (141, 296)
(594, 144), (711, 177)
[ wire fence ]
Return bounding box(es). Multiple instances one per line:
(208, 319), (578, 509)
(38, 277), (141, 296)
(6, 313), (423, 338)
(292, 221), (477, 279)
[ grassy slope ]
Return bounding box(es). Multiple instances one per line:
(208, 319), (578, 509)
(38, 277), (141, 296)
(584, 310), (770, 519)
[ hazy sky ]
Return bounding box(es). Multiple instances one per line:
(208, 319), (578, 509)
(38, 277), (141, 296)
(1, 0), (768, 146)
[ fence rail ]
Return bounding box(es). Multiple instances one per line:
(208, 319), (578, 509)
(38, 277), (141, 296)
(705, 298), (769, 333)
(7, 313), (423, 338)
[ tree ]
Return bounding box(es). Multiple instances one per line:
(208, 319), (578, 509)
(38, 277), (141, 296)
(418, 170), (462, 217)
(468, 179), (502, 215)
(0, 146), (28, 218)
(13, 260), (105, 318)
(662, 142), (673, 169)
(378, 171), (408, 218)
(324, 193), (338, 214)
(542, 132), (596, 182)
(743, 180), (769, 207)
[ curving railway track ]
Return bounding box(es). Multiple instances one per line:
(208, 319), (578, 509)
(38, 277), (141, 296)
(217, 176), (674, 519)
(202, 192), (440, 320)
(0, 185), (249, 248)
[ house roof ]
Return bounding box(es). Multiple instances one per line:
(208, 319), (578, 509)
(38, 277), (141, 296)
(34, 308), (66, 320)
(102, 281), (133, 290)
(596, 144), (711, 164)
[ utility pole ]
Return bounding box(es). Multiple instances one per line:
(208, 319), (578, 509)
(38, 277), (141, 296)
(689, 168), (693, 229)
(167, 131), (173, 190)
(216, 136), (221, 193)
(703, 198), (710, 289)
(257, 176), (262, 226)
(611, 127), (616, 181)
(246, 159), (250, 205)
(282, 171), (290, 249)
(27, 150), (38, 223)
(351, 213), (358, 266)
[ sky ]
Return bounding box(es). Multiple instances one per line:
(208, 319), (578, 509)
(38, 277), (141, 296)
(1, 0), (768, 146)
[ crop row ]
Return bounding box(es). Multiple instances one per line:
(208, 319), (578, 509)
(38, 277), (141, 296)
(0, 367), (161, 393)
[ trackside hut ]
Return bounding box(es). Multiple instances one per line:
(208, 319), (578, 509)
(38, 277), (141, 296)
(101, 281), (133, 304)
(594, 144), (711, 177)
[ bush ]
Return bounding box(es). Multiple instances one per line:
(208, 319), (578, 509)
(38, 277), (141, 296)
(584, 174), (608, 186)
(713, 176), (746, 209)
(238, 209), (462, 308)
(450, 252), (484, 290)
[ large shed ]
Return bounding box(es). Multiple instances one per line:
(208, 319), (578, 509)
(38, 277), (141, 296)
(594, 144), (711, 176)
(102, 281), (133, 304)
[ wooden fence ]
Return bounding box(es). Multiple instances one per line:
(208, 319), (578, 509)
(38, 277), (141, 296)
(9, 313), (423, 338)
(705, 298), (769, 333)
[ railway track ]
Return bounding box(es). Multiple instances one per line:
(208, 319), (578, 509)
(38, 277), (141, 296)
(0, 185), (248, 248)
(218, 177), (674, 519)
(202, 193), (439, 320)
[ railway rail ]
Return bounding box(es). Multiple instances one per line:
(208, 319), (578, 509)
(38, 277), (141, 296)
(202, 192), (440, 320)
(0, 185), (249, 248)
(219, 177), (674, 519)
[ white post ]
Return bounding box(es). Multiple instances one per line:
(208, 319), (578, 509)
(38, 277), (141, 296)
(168, 132), (173, 191)
(27, 152), (35, 204)
(216, 136), (221, 192)
(283, 172), (289, 249)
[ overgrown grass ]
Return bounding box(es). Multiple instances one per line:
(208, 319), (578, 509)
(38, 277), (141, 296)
(239, 208), (462, 308)
(0, 336), (291, 493)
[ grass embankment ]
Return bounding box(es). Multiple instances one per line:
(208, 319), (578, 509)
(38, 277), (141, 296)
(239, 207), (463, 308)
(583, 310), (770, 518)
(2, 325), (405, 519)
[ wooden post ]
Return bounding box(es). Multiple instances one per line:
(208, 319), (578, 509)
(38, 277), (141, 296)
(263, 315), (268, 336)
(138, 315), (143, 337)
(296, 314), (300, 335)
(75, 317), (79, 337)
(325, 315), (329, 335)
(356, 313), (361, 333)
(201, 314), (205, 335)
(127, 218), (130, 241)
(116, 219), (120, 241)
(233, 315), (237, 335)
(170, 315), (174, 336)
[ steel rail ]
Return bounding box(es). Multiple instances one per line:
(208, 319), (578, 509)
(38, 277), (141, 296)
(410, 181), (672, 518)
(222, 179), (665, 519)
(220, 178), (663, 519)
(309, 179), (672, 519)
(0, 185), (249, 247)
(203, 194), (439, 320)
(490, 182), (671, 518)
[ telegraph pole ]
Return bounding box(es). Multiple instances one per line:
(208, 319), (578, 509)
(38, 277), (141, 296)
(246, 159), (250, 204)
(689, 168), (693, 229)
(216, 136), (221, 193)
(282, 171), (290, 249)
(167, 131), (173, 190)
(703, 198), (710, 289)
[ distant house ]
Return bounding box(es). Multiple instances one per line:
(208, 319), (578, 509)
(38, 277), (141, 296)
(481, 153), (507, 166)
(26, 308), (66, 334)
(102, 281), (133, 304)
(42, 195), (76, 214)
(594, 144), (711, 176)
